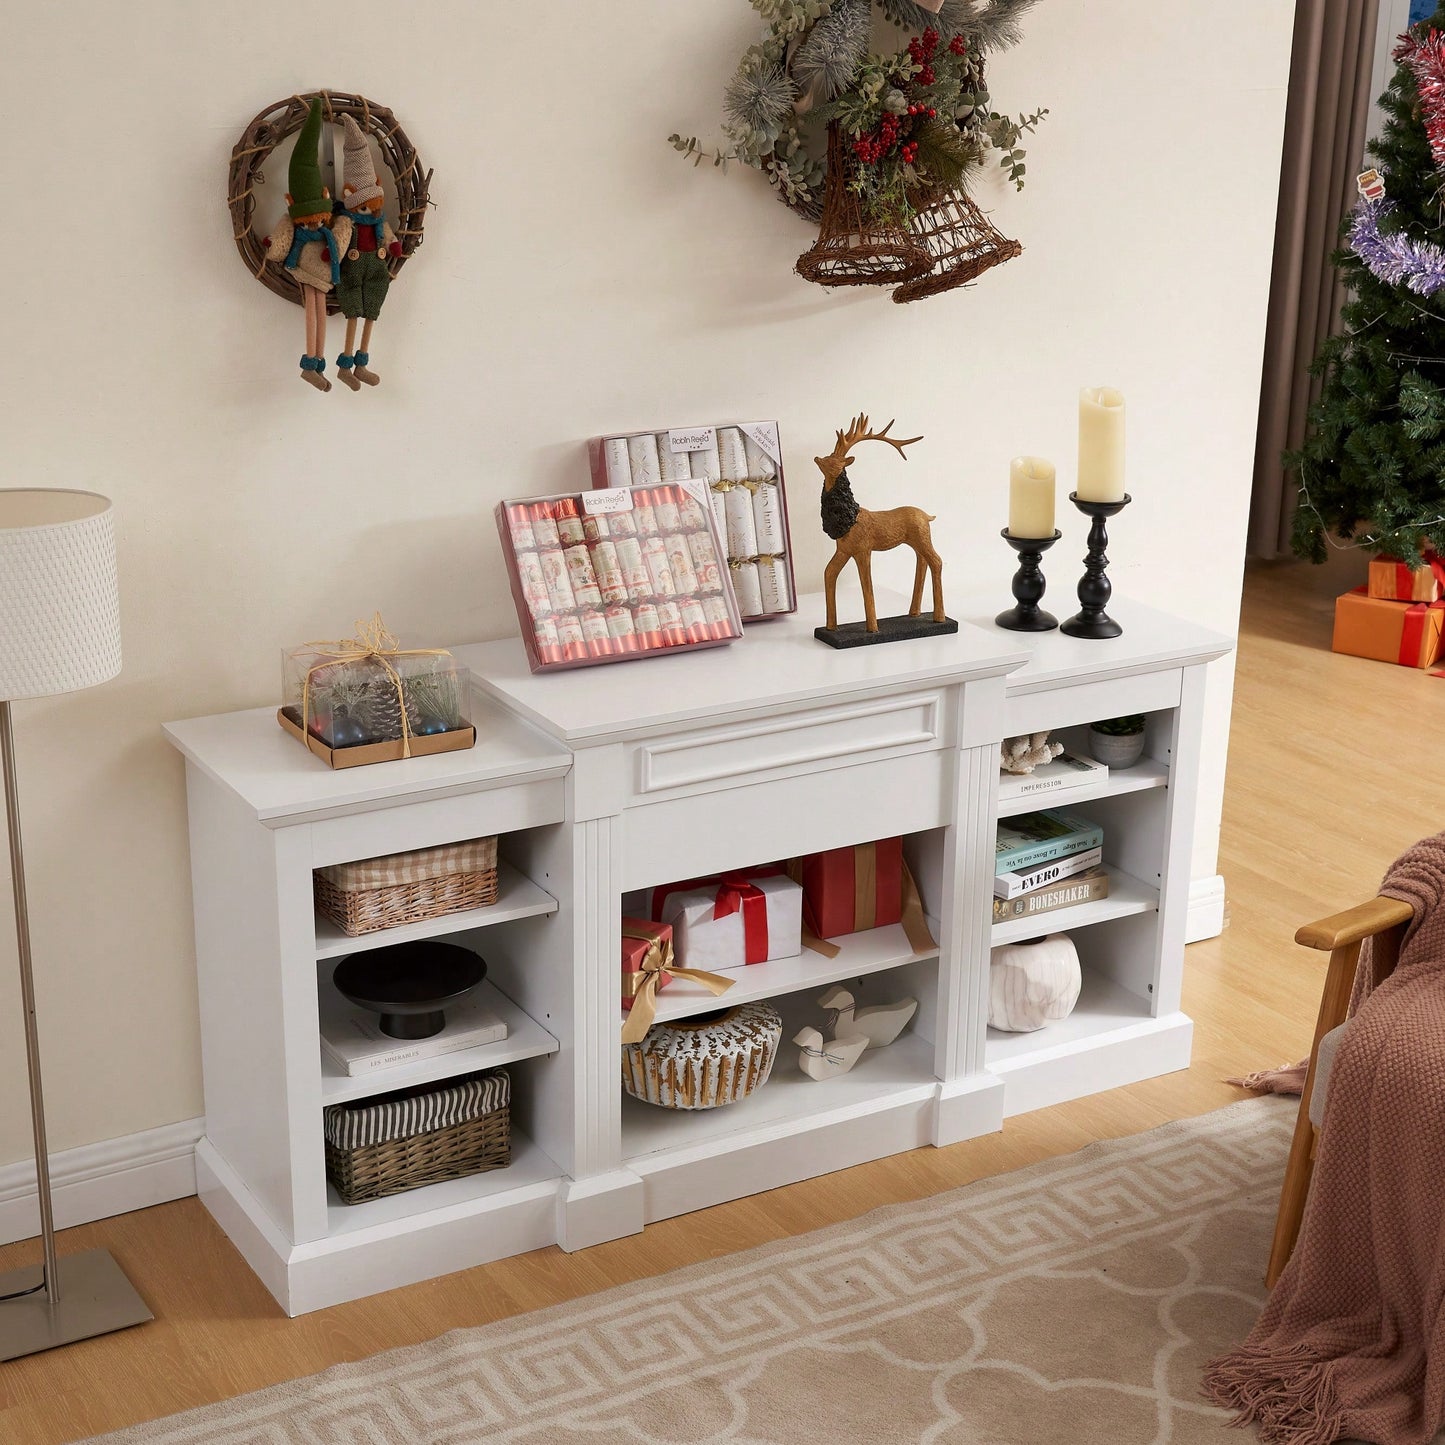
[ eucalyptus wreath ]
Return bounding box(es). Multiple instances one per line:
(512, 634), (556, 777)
(670, 0), (1045, 223)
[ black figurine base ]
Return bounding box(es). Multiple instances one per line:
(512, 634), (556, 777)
(1060, 493), (1130, 639)
(815, 613), (959, 649)
(995, 528), (1061, 632)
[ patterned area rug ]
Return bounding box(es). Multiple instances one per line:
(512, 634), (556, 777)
(92, 1098), (1293, 1444)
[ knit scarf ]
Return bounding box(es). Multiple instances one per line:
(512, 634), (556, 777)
(343, 208), (386, 239)
(286, 224), (340, 285)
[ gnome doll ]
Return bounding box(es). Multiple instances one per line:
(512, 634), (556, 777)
(334, 115), (403, 389)
(262, 100), (353, 391)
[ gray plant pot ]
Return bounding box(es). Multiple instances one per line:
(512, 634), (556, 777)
(1088, 727), (1145, 768)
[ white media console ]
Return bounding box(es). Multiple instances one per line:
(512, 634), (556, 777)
(164, 590), (1228, 1314)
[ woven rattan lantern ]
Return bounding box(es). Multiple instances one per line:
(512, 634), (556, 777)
(795, 127), (932, 288)
(891, 185), (1022, 303)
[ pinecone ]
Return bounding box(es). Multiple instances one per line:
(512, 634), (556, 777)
(360, 666), (407, 743)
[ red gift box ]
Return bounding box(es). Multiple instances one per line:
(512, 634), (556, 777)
(787, 839), (937, 955)
(619, 915), (732, 1044)
(790, 838), (904, 937)
(621, 917), (673, 1011)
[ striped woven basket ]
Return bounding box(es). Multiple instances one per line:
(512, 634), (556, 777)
(324, 1070), (511, 1205)
(315, 836), (499, 937)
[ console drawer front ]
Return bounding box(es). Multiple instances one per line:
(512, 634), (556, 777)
(621, 749), (952, 891)
(630, 691), (947, 803)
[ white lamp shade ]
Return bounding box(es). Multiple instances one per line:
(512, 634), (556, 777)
(0, 490), (122, 700)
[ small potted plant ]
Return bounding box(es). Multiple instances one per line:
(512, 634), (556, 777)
(1088, 714), (1147, 768)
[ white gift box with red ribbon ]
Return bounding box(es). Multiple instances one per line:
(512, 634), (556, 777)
(651, 870), (804, 972)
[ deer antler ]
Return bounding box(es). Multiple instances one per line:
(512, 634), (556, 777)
(832, 414), (923, 463)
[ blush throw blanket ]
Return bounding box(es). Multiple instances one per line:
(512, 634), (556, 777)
(1203, 832), (1445, 1444)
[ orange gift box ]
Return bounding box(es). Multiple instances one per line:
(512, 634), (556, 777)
(1366, 554), (1445, 603)
(1332, 588), (1445, 669)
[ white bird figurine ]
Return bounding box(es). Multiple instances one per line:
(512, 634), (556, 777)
(793, 1025), (869, 1081)
(817, 985), (917, 1049)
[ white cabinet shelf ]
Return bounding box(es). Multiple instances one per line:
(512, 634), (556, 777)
(640, 922), (937, 1026)
(168, 590), (1229, 1315)
(325, 1130), (563, 1238)
(623, 1030), (937, 1164)
(986, 972), (1153, 1066)
(995, 755), (1169, 819)
(314, 861), (557, 960)
(990, 868), (1159, 946)
(320, 979), (559, 1106)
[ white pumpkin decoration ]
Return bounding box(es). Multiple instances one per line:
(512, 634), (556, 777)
(988, 933), (1081, 1033)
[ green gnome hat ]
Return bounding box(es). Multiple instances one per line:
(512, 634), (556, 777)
(287, 99), (330, 220)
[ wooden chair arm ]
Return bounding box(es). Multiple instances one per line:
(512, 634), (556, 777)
(1295, 896), (1414, 952)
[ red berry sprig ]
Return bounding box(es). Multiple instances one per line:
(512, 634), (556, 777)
(907, 27), (940, 84)
(948, 34), (967, 56)
(853, 110), (905, 166)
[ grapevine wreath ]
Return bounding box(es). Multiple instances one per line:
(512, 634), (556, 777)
(227, 91), (432, 312)
(671, 0), (1045, 301)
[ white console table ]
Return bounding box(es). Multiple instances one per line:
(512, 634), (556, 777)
(164, 590), (1228, 1314)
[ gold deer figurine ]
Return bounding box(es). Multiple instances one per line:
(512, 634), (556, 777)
(815, 415), (947, 636)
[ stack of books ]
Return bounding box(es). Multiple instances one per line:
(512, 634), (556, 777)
(993, 807), (1109, 923)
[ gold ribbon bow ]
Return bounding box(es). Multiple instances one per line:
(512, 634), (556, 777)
(620, 925), (734, 1044)
(298, 613), (451, 759)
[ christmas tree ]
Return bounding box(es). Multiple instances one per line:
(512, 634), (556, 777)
(1290, 7), (1445, 565)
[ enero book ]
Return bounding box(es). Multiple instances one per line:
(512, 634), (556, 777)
(997, 751), (1107, 802)
(320, 982), (509, 1077)
(994, 846), (1104, 900)
(994, 808), (1104, 874)
(994, 865), (1110, 921)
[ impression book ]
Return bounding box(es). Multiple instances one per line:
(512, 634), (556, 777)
(997, 751), (1107, 802)
(995, 808), (1104, 874)
(994, 845), (1104, 900)
(320, 980), (508, 1077)
(994, 865), (1110, 922)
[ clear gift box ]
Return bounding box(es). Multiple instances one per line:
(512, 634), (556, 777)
(279, 618), (474, 768)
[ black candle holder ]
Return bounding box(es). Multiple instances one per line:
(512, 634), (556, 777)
(1060, 492), (1131, 639)
(995, 529), (1061, 631)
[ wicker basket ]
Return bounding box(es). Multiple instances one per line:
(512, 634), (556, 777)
(315, 836), (499, 937)
(891, 185), (1022, 303)
(324, 1070), (511, 1205)
(794, 127), (932, 289)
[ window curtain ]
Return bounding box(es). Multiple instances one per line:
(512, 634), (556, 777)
(1249, 0), (1382, 558)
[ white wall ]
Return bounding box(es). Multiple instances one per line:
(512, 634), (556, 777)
(0, 1), (1295, 1165)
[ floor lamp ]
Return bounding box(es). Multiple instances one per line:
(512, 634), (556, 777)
(0, 489), (151, 1361)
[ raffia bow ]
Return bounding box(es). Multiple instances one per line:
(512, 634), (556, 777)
(298, 613), (451, 759)
(620, 925), (734, 1044)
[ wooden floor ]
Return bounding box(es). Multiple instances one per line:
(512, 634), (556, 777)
(4, 554), (1438, 1445)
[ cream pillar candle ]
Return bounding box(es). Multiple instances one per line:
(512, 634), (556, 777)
(1077, 387), (1126, 502)
(1008, 457), (1056, 538)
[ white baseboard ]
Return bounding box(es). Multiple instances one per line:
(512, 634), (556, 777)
(0, 1117), (203, 1248)
(1186, 874), (1227, 944)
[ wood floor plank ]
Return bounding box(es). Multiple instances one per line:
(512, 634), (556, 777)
(2, 556), (1430, 1445)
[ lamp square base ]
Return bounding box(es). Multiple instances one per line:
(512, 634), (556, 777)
(0, 1249), (152, 1362)
(814, 614), (959, 649)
